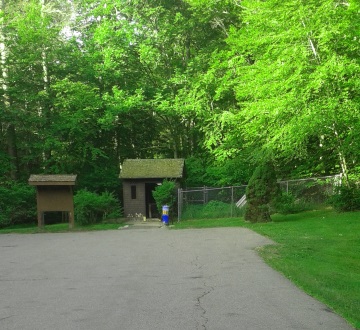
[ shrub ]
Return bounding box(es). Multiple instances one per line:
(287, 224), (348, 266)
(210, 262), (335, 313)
(328, 184), (360, 212)
(74, 190), (122, 225)
(152, 180), (177, 214)
(273, 193), (312, 214)
(245, 162), (280, 223)
(0, 182), (36, 227)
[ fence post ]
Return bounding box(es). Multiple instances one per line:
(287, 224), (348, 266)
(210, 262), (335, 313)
(231, 186), (234, 217)
(177, 188), (182, 222)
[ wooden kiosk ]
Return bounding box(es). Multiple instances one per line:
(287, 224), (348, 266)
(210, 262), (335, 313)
(29, 174), (77, 228)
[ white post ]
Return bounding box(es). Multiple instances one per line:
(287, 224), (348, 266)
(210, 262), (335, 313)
(231, 186), (234, 217)
(177, 188), (182, 222)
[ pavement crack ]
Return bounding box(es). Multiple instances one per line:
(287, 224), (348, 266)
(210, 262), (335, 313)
(0, 315), (13, 322)
(195, 283), (214, 330)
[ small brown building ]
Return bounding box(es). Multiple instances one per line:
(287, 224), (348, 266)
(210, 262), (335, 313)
(120, 159), (184, 218)
(29, 174), (77, 228)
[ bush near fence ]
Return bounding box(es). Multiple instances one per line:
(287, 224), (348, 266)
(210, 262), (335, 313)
(328, 183), (360, 212)
(181, 200), (245, 220)
(272, 192), (314, 215)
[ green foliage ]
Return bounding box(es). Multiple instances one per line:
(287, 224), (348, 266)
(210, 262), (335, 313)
(76, 165), (121, 195)
(1, 0), (360, 220)
(181, 200), (244, 220)
(273, 193), (312, 215)
(245, 163), (280, 222)
(74, 189), (122, 226)
(184, 157), (208, 187)
(184, 156), (252, 187)
(0, 182), (36, 227)
(152, 180), (177, 214)
(199, 0), (360, 177)
(328, 184), (360, 212)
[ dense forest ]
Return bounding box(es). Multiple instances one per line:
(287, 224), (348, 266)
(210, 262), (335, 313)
(1, 0), (359, 192)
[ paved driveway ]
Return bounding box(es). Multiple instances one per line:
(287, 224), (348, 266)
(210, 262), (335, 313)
(0, 228), (355, 330)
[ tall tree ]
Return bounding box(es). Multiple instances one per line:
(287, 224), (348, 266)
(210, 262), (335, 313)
(0, 0), (18, 179)
(200, 0), (360, 179)
(73, 0), (240, 160)
(0, 0), (74, 180)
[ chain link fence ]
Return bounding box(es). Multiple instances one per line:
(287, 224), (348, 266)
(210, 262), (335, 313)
(177, 186), (247, 221)
(177, 175), (341, 221)
(278, 175), (341, 204)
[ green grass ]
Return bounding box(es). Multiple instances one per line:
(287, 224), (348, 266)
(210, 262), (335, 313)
(0, 222), (123, 234)
(174, 209), (360, 329)
(174, 216), (247, 229)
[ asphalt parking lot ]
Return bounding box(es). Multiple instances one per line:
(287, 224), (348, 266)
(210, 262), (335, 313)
(0, 228), (355, 330)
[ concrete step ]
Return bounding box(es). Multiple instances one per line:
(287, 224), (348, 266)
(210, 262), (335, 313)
(121, 218), (167, 229)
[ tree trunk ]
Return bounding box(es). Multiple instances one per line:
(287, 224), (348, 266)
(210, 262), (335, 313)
(40, 0), (52, 164)
(6, 124), (18, 180)
(1, 0), (18, 180)
(332, 124), (349, 186)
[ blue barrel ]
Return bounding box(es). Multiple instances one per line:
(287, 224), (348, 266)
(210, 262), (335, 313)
(161, 205), (169, 225)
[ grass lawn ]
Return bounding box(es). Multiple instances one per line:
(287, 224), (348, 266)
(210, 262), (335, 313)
(0, 222), (123, 234)
(174, 209), (360, 329)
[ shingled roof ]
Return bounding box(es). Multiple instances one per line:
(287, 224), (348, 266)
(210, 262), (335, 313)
(120, 159), (184, 179)
(29, 174), (77, 186)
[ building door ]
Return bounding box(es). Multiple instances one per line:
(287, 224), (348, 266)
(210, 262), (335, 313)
(145, 183), (159, 218)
